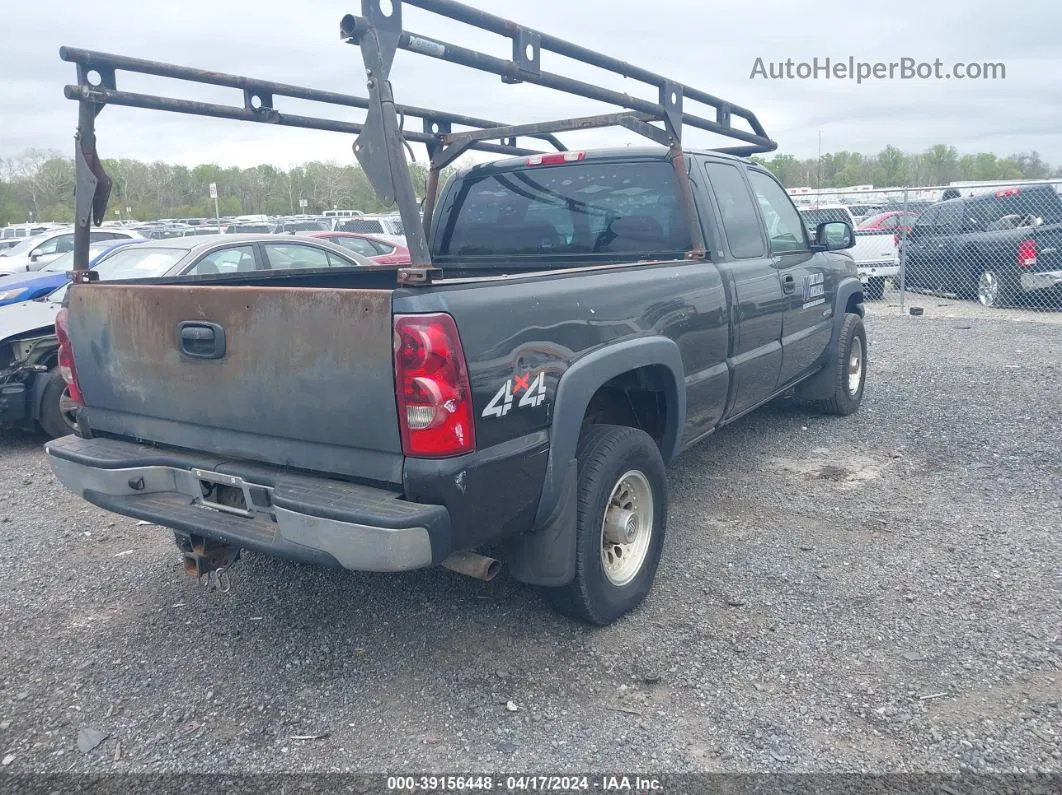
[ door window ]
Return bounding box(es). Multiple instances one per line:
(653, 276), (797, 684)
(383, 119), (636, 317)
(747, 171), (807, 253)
(185, 246), (256, 275)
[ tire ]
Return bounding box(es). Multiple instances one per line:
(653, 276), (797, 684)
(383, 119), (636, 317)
(975, 267), (1015, 308)
(544, 424), (668, 626)
(808, 313), (867, 416)
(38, 368), (79, 439)
(864, 278), (885, 301)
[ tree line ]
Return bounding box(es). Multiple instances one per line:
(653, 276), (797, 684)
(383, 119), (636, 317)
(0, 150), (441, 226)
(750, 145), (1059, 191)
(1, 144), (1059, 226)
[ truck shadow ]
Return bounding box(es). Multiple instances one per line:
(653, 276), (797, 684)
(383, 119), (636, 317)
(0, 426), (48, 453)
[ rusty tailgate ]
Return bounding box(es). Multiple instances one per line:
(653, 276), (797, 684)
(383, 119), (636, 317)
(65, 283), (402, 480)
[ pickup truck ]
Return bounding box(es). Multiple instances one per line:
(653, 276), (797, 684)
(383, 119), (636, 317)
(902, 185), (1062, 307)
(798, 204), (898, 300)
(46, 2), (869, 626)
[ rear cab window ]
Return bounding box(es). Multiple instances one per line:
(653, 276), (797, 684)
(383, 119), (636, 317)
(434, 159), (692, 266)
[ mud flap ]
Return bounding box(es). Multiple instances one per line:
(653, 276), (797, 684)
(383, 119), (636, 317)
(501, 460), (577, 587)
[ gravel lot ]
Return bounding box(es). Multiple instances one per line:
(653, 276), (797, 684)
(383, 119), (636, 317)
(1, 311), (1059, 776)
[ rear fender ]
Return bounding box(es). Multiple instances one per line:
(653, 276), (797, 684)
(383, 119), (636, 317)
(507, 337), (685, 586)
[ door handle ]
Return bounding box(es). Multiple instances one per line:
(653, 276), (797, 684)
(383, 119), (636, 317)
(178, 321), (226, 359)
(782, 274), (797, 294)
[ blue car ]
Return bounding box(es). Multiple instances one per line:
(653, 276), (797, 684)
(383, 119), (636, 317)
(0, 239), (146, 307)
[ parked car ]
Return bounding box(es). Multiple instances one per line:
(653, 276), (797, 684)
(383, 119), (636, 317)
(278, 219), (330, 234)
(0, 240), (20, 251)
(304, 231), (412, 264)
(857, 210), (920, 234)
(902, 186), (1062, 307)
(335, 213), (405, 244)
(1, 234), (375, 439)
(799, 204), (898, 299)
(0, 239), (145, 307)
(225, 222), (276, 234)
(845, 204), (885, 225)
(0, 227), (140, 275)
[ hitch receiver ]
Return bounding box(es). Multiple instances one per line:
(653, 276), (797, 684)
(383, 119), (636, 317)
(175, 533), (241, 580)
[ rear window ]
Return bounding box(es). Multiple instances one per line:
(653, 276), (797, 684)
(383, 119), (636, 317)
(437, 161), (692, 261)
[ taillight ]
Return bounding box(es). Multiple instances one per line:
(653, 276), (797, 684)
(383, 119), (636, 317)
(54, 308), (84, 405)
(393, 313), (475, 458)
(893, 233), (900, 247)
(1018, 239), (1037, 268)
(526, 151), (585, 166)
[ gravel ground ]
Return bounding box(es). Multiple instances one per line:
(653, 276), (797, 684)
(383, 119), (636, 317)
(0, 312), (1059, 776)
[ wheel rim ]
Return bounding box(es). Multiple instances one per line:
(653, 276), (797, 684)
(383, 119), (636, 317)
(57, 386), (79, 431)
(847, 336), (864, 397)
(599, 470), (654, 588)
(977, 271), (998, 307)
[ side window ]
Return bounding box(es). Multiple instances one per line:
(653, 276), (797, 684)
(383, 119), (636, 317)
(89, 231), (119, 242)
(747, 170), (807, 253)
(880, 216), (898, 230)
(703, 162), (765, 258)
(38, 235), (70, 255)
(262, 243), (333, 270)
(185, 245), (256, 275)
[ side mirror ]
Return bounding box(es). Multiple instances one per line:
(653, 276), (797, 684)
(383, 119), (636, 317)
(810, 221), (854, 252)
(29, 248), (43, 261)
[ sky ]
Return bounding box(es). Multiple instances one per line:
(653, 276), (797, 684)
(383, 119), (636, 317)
(3, 0), (1061, 172)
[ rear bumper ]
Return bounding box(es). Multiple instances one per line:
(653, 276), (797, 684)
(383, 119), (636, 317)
(1021, 269), (1062, 293)
(857, 261), (899, 280)
(45, 435), (451, 572)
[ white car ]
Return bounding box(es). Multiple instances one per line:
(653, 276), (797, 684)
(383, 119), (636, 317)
(0, 228), (142, 276)
(798, 204), (898, 300)
(333, 213), (406, 245)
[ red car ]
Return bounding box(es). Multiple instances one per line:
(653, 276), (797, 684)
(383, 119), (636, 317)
(304, 231), (411, 265)
(857, 210), (920, 233)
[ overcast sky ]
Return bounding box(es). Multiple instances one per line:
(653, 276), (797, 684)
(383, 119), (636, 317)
(4, 0), (1061, 170)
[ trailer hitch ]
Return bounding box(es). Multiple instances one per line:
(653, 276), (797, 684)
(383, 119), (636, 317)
(175, 533), (241, 593)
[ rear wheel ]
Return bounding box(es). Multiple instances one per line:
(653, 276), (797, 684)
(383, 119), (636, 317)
(39, 368), (78, 439)
(976, 268), (1015, 308)
(545, 424), (667, 626)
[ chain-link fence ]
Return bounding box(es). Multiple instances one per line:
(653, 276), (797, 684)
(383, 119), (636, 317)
(790, 179), (1062, 316)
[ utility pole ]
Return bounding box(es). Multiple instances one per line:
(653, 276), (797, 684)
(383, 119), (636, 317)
(817, 130), (823, 195)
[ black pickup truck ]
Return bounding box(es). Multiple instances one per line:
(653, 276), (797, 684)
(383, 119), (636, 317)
(46, 0), (867, 625)
(903, 184), (1062, 307)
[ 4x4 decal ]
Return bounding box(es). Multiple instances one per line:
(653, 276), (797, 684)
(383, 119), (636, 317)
(482, 371), (547, 418)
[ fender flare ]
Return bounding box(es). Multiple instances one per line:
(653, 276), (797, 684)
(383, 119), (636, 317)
(533, 336), (686, 527)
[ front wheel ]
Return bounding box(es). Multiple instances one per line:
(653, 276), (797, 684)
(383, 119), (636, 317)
(544, 425), (668, 626)
(807, 313), (867, 416)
